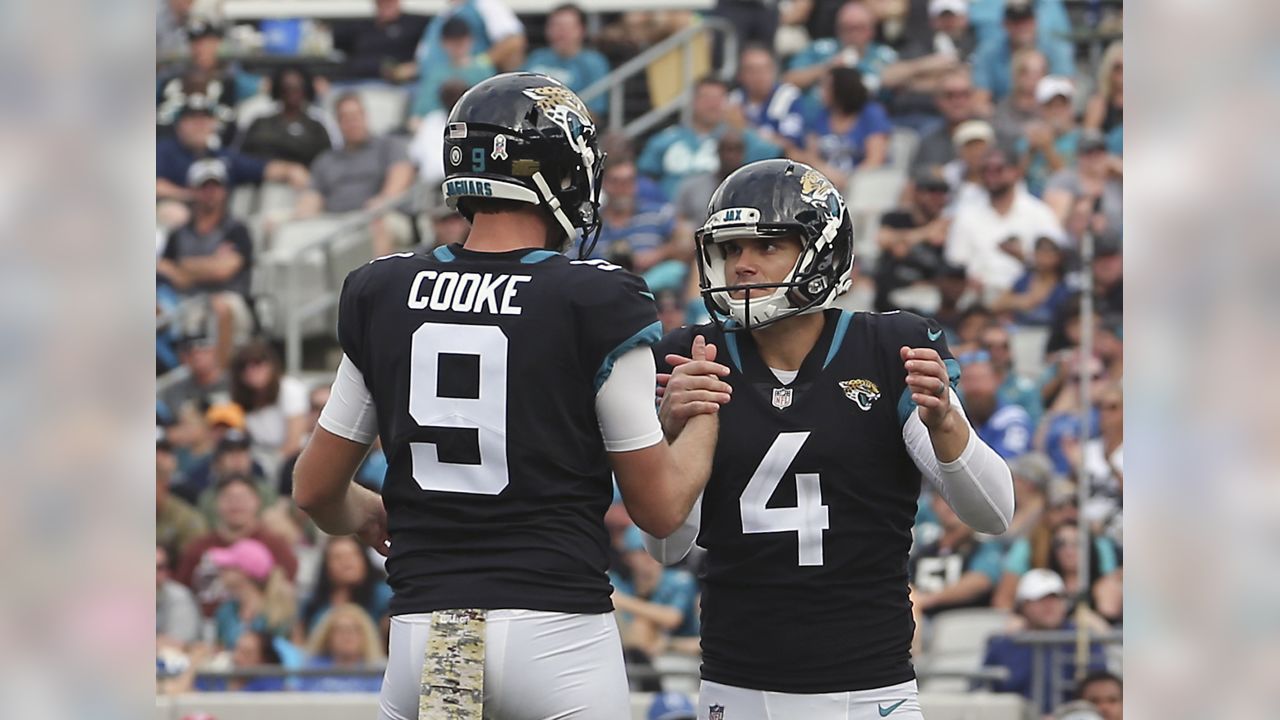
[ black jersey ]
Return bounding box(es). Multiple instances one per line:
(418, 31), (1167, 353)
(654, 309), (959, 694)
(337, 245), (660, 617)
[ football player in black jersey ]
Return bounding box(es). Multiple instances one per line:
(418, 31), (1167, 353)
(649, 159), (1015, 720)
(293, 73), (721, 720)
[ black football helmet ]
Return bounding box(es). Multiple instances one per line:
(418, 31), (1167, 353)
(694, 159), (854, 330)
(442, 72), (603, 253)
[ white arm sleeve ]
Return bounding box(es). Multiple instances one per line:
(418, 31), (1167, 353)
(904, 389), (1014, 535)
(595, 345), (665, 453)
(317, 354), (378, 445)
(643, 493), (702, 565)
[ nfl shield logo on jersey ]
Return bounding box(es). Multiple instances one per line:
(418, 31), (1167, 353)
(771, 387), (793, 409)
(709, 705), (725, 720)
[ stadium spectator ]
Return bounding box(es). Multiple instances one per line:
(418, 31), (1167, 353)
(911, 66), (986, 175)
(298, 604), (386, 692)
(971, 0), (1073, 105)
(158, 440), (208, 560)
(993, 509), (1122, 621)
(207, 537), (298, 649)
(521, 4), (611, 115)
(883, 0), (978, 131)
(783, 2), (899, 98)
(290, 93), (417, 257)
(945, 145), (1065, 295)
(603, 132), (668, 206)
(941, 118), (997, 210)
(873, 168), (951, 312)
(156, 97), (310, 230)
(782, 66), (891, 186)
(157, 20), (240, 146)
(930, 262), (971, 340)
(192, 630), (289, 692)
(950, 303), (995, 356)
(415, 0), (527, 75)
(1003, 451), (1053, 540)
(728, 44), (804, 145)
(591, 159), (684, 285)
(332, 0), (429, 83)
(426, 200), (471, 249)
(959, 354), (1034, 459)
(1091, 229), (1123, 327)
(407, 79), (468, 179)
(610, 527), (699, 661)
(638, 76), (780, 200)
(991, 235), (1074, 327)
(910, 492), (1006, 617)
(982, 569), (1109, 715)
(300, 536), (393, 633)
(672, 130), (746, 265)
(1017, 75), (1080, 197)
(980, 323), (1045, 425)
(191, 430), (277, 518)
(1074, 381), (1123, 549)
(1077, 670), (1123, 720)
(991, 479), (1082, 611)
(1043, 131), (1123, 232)
(965, 0), (1073, 48)
(710, 0), (779, 55)
(409, 17), (495, 120)
(229, 340), (309, 473)
(237, 66), (335, 167)
(157, 159), (256, 369)
(157, 545), (202, 647)
(177, 474), (299, 615)
(159, 323), (230, 423)
(647, 691), (698, 720)
(1082, 41), (1123, 155)
(991, 48), (1047, 138)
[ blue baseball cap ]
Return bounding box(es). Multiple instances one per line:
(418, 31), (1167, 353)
(648, 691), (697, 720)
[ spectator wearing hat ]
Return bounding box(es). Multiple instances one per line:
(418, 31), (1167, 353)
(873, 168), (952, 312)
(946, 145), (1065, 295)
(1016, 75), (1080, 197)
(157, 158), (257, 370)
(1044, 130), (1122, 233)
(940, 118), (998, 211)
(191, 428), (277, 517)
(158, 440), (209, 560)
(237, 65), (336, 167)
(959, 353), (1034, 459)
(521, 4), (611, 115)
(991, 48), (1047, 139)
(157, 20), (242, 146)
(781, 65), (891, 187)
(157, 544), (202, 648)
(886, 0), (981, 133)
(414, 0), (528, 76)
(297, 603), (386, 692)
(647, 691), (697, 720)
(971, 0), (1073, 106)
(159, 322), (231, 425)
(609, 526), (699, 662)
(1077, 671), (1123, 720)
(991, 234), (1075, 327)
(982, 569), (1109, 715)
(332, 0), (429, 83)
(208, 537), (299, 649)
(409, 16), (495, 121)
(176, 474), (299, 616)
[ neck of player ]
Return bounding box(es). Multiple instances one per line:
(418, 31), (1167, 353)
(751, 310), (826, 371)
(465, 208), (557, 253)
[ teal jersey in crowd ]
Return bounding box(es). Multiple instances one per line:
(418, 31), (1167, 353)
(637, 123), (781, 200)
(1016, 129), (1080, 197)
(411, 56), (495, 118)
(787, 39), (900, 117)
(415, 1), (493, 78)
(610, 569), (700, 638)
(522, 47), (611, 114)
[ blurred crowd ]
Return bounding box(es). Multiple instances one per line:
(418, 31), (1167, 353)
(155, 0), (1122, 715)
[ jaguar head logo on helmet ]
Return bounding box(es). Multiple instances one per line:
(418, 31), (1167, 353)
(694, 159), (855, 331)
(441, 72), (605, 256)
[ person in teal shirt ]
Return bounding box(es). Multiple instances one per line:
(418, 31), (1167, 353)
(609, 527), (700, 655)
(782, 1), (900, 117)
(1014, 75), (1080, 196)
(521, 4), (611, 116)
(637, 77), (780, 200)
(414, 0), (525, 78)
(972, 0), (1074, 103)
(410, 16), (495, 120)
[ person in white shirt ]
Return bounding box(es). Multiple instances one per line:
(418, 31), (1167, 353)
(945, 145), (1064, 298)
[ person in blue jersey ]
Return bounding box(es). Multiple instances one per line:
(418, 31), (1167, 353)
(971, 0), (1074, 105)
(959, 355), (1034, 459)
(727, 44), (804, 145)
(637, 76), (781, 201)
(782, 66), (892, 188)
(647, 159), (1014, 719)
(414, 0), (527, 77)
(783, 1), (900, 115)
(522, 4), (611, 116)
(589, 159), (687, 290)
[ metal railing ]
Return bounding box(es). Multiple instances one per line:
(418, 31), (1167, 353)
(578, 16), (739, 139)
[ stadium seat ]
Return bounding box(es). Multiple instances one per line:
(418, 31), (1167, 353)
(917, 608), (1012, 693)
(889, 127), (920, 172)
(1010, 325), (1052, 380)
(229, 184), (258, 219)
(846, 167), (906, 218)
(253, 217), (370, 340)
(651, 652), (700, 695)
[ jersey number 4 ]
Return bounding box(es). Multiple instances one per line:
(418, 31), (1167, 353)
(739, 432), (830, 567)
(408, 322), (509, 494)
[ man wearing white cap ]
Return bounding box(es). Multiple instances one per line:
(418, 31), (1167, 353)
(1019, 75), (1080, 196)
(982, 569), (1110, 715)
(940, 118), (997, 210)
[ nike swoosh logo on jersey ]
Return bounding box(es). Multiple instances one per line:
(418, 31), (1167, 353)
(879, 699), (907, 716)
(927, 328), (943, 341)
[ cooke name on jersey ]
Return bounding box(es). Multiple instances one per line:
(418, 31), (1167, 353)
(407, 270), (531, 315)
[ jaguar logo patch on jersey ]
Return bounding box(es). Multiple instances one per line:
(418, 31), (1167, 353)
(839, 378), (881, 411)
(771, 387), (794, 409)
(709, 705), (725, 720)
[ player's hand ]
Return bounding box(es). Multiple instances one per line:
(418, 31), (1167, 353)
(658, 334), (732, 439)
(902, 346), (953, 430)
(355, 491), (391, 557)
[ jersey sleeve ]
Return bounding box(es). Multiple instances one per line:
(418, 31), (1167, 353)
(573, 264), (662, 392)
(888, 312), (961, 427)
(336, 263), (377, 376)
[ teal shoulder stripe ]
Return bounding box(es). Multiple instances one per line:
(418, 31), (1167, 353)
(723, 330), (743, 371)
(899, 357), (964, 427)
(432, 245), (455, 262)
(822, 311), (855, 369)
(594, 321), (663, 392)
(520, 249), (558, 264)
